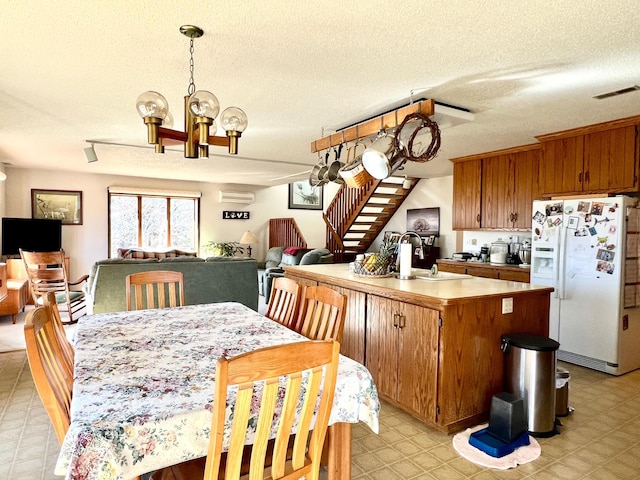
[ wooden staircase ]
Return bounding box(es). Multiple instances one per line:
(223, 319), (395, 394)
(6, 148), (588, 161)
(323, 176), (419, 262)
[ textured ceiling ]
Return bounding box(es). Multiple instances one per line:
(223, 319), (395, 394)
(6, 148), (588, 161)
(1, 1), (639, 186)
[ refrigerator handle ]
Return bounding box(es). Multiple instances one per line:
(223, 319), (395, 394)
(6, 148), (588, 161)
(556, 224), (566, 299)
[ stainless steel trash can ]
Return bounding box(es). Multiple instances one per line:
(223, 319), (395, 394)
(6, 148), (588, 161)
(501, 333), (560, 437)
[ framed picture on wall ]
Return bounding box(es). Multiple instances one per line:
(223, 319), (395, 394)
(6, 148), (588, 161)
(31, 189), (83, 225)
(288, 181), (323, 210)
(406, 207), (439, 237)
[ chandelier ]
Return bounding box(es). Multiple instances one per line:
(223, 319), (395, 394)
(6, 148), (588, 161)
(136, 25), (248, 158)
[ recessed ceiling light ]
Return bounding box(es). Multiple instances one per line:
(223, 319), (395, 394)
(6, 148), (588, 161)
(593, 85), (640, 100)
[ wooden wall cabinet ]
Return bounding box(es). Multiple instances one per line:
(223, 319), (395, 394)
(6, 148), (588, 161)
(481, 148), (539, 229)
(366, 295), (439, 421)
(538, 123), (638, 196)
(452, 159), (482, 230)
(452, 146), (539, 231)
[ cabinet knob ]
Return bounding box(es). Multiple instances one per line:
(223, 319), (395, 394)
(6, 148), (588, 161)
(476, 214), (481, 223)
(578, 171), (583, 183)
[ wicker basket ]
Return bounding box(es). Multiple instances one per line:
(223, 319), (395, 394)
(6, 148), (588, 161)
(352, 254), (392, 276)
(339, 155), (373, 188)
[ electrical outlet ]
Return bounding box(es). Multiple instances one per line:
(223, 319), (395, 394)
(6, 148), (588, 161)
(471, 238), (477, 245)
(502, 297), (514, 314)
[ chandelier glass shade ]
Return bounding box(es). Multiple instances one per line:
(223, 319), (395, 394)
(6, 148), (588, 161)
(136, 25), (247, 158)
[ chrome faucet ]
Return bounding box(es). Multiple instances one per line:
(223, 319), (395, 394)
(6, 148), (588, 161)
(396, 231), (425, 260)
(395, 231), (425, 279)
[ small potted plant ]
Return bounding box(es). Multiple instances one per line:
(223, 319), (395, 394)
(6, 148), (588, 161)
(204, 241), (244, 257)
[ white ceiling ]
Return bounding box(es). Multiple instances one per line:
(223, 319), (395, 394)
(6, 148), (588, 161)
(2, 1), (640, 187)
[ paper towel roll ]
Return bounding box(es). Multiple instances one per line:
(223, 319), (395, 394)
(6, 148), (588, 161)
(399, 242), (412, 277)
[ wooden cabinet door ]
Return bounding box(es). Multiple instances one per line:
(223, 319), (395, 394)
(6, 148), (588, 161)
(452, 160), (482, 230)
(320, 283), (366, 364)
(584, 125), (637, 192)
(365, 295), (398, 400)
(366, 296), (439, 421)
(396, 302), (439, 420)
(539, 136), (584, 195)
(481, 154), (511, 229)
(512, 149), (538, 228)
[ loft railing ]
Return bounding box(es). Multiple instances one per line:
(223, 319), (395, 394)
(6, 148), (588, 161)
(268, 218), (307, 249)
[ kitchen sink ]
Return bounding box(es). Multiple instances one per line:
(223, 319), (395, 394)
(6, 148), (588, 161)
(414, 271), (473, 281)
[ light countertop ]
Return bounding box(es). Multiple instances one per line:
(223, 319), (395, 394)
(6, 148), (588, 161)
(285, 263), (553, 308)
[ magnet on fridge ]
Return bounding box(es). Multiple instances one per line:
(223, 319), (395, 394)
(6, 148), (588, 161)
(596, 260), (615, 274)
(567, 216), (579, 229)
(533, 211), (545, 224)
(577, 201), (590, 213)
(596, 249), (615, 262)
(589, 227), (597, 235)
(591, 202), (604, 216)
(609, 225), (617, 234)
(564, 205), (574, 214)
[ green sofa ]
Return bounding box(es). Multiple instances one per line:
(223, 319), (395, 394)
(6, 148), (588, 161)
(85, 256), (258, 314)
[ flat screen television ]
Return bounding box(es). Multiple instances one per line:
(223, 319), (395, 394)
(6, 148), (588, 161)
(1, 217), (63, 256)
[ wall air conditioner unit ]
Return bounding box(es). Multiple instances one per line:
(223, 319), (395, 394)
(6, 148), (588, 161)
(218, 191), (255, 204)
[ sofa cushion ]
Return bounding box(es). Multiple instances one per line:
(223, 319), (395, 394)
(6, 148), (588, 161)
(279, 250), (308, 267)
(264, 247), (285, 269)
(118, 248), (198, 259)
(300, 248), (331, 265)
(159, 256), (205, 263)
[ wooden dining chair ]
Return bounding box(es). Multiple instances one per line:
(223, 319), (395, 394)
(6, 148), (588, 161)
(125, 270), (185, 311)
(264, 276), (301, 329)
(152, 340), (340, 480)
(23, 306), (73, 444)
(42, 291), (74, 379)
(292, 286), (348, 343)
(20, 248), (88, 324)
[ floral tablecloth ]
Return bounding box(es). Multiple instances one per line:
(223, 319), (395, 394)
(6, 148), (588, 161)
(55, 302), (380, 480)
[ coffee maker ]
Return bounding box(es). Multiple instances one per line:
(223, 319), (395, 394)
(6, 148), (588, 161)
(506, 236), (521, 265)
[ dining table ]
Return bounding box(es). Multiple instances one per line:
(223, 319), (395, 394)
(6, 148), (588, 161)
(55, 302), (380, 480)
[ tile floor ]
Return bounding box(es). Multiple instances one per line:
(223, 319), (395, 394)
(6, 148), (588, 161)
(2, 349), (640, 479)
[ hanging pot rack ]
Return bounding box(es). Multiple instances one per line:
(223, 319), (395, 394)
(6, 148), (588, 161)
(310, 99), (434, 153)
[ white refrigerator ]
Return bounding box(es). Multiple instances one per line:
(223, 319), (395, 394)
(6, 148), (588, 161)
(530, 195), (640, 375)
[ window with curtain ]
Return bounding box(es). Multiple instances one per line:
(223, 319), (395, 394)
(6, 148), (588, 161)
(108, 187), (201, 258)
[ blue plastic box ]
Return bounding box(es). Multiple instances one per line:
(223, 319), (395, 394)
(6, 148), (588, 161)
(469, 428), (530, 458)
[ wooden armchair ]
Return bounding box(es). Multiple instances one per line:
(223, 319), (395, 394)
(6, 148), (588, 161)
(20, 249), (88, 324)
(125, 270), (185, 311)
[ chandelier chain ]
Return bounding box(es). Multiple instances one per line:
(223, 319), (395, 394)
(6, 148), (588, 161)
(188, 37), (196, 95)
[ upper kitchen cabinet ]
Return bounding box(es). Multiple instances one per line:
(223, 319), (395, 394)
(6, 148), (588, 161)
(452, 145), (540, 230)
(536, 117), (639, 196)
(452, 159), (482, 230)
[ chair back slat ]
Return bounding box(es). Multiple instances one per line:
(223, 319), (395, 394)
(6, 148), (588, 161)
(265, 277), (300, 329)
(203, 341), (340, 480)
(42, 291), (74, 379)
(24, 306), (73, 444)
(293, 286), (347, 343)
(125, 271), (185, 311)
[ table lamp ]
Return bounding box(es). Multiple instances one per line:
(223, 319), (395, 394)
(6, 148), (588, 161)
(239, 230), (258, 257)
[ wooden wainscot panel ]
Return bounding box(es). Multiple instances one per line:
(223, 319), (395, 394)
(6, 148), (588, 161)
(319, 282), (366, 364)
(284, 272), (318, 288)
(437, 292), (549, 430)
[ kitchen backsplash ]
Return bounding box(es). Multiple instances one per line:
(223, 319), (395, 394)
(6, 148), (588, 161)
(461, 231), (532, 255)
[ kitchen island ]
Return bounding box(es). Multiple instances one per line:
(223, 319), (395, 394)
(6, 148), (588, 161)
(285, 263), (553, 433)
